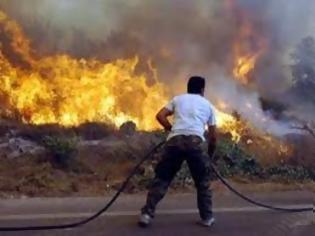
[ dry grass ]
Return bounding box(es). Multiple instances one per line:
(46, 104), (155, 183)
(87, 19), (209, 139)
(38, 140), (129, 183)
(17, 122), (116, 143)
(0, 152), (313, 198)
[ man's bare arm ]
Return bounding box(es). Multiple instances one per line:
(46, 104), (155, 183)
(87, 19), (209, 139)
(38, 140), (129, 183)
(207, 125), (217, 159)
(156, 108), (173, 131)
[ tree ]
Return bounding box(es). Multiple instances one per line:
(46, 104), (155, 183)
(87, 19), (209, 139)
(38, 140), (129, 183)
(291, 36), (315, 104)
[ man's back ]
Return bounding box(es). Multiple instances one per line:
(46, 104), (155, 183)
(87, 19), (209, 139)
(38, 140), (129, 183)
(166, 93), (216, 140)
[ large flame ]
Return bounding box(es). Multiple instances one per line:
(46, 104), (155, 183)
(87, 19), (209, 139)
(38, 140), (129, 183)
(230, 4), (267, 84)
(216, 110), (243, 142)
(0, 11), (169, 130)
(0, 10), (246, 142)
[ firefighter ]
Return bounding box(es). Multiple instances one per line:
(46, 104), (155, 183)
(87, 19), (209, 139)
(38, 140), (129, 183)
(139, 76), (217, 227)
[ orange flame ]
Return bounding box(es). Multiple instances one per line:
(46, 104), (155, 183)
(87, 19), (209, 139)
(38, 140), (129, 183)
(215, 109), (243, 142)
(231, 6), (267, 84)
(0, 10), (244, 141)
(0, 11), (168, 130)
(1, 55), (169, 130)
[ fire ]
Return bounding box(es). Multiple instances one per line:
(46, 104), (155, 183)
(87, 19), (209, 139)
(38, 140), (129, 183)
(0, 10), (244, 140)
(231, 7), (267, 84)
(233, 53), (259, 84)
(0, 54), (169, 129)
(0, 11), (167, 130)
(219, 0), (269, 141)
(215, 110), (243, 142)
(213, 101), (243, 142)
(278, 143), (292, 156)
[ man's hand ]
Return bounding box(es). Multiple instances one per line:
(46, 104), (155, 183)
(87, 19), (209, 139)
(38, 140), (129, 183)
(156, 108), (173, 131)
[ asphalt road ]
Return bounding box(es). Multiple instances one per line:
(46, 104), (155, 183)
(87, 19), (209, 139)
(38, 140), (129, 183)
(0, 191), (313, 236)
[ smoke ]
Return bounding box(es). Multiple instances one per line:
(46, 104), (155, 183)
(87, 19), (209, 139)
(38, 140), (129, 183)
(0, 1), (236, 68)
(0, 0), (314, 135)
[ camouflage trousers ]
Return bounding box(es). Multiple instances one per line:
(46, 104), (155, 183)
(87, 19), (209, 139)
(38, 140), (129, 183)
(141, 135), (213, 220)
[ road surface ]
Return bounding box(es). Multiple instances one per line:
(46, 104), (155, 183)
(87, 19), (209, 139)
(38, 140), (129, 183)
(0, 191), (313, 236)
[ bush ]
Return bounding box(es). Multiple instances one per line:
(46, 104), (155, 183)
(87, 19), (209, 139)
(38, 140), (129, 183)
(74, 122), (115, 140)
(173, 162), (193, 187)
(214, 138), (262, 177)
(42, 135), (79, 168)
(19, 122), (115, 143)
(125, 136), (315, 190)
(19, 124), (75, 143)
(266, 165), (312, 182)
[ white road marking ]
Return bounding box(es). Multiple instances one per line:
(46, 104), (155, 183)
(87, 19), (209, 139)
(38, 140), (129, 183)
(292, 212), (314, 227)
(0, 205), (311, 220)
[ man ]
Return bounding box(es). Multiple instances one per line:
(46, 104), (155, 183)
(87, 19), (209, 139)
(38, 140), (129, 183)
(139, 76), (217, 227)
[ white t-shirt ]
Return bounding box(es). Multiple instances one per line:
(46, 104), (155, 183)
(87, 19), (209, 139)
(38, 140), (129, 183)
(165, 94), (216, 141)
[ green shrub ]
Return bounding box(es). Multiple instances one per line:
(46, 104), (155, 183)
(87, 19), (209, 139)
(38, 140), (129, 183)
(214, 138), (263, 177)
(74, 122), (115, 140)
(173, 162), (193, 187)
(42, 135), (79, 168)
(19, 124), (71, 143)
(266, 165), (312, 182)
(127, 137), (315, 190)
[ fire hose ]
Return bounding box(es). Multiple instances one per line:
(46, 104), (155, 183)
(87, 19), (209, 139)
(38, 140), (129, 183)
(0, 141), (313, 232)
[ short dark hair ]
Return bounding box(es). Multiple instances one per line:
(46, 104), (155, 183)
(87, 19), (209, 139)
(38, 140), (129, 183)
(187, 76), (205, 94)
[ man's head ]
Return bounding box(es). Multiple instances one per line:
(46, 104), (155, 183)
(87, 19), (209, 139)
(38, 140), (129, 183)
(187, 76), (206, 95)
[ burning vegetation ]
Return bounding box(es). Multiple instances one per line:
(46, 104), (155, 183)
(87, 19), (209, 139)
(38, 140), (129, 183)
(0, 1), (314, 197)
(0, 1), (313, 157)
(0, 5), (299, 157)
(0, 9), (246, 140)
(224, 0), (268, 85)
(0, 10), (168, 130)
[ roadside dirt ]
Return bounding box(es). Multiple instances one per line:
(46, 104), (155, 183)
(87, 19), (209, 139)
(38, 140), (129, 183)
(0, 152), (314, 199)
